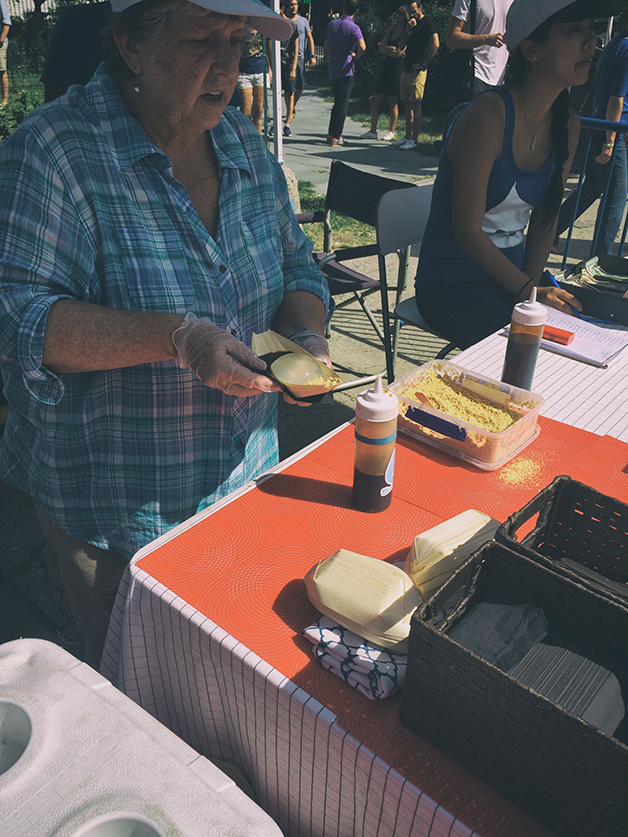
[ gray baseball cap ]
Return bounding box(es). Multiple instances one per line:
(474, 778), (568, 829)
(109, 0), (294, 41)
(504, 0), (623, 51)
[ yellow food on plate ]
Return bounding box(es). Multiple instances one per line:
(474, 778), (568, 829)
(303, 374), (343, 387)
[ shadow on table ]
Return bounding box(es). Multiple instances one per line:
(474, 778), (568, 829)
(256, 472), (353, 508)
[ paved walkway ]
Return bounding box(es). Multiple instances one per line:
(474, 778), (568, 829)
(275, 87), (439, 193)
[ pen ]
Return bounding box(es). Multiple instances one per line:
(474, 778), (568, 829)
(542, 270), (581, 318)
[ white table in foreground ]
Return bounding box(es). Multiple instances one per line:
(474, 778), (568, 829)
(453, 323), (628, 441)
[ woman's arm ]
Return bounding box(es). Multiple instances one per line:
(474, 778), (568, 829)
(379, 25), (403, 57)
(272, 290), (327, 337)
(449, 95), (580, 310)
(522, 108), (582, 311)
(42, 301), (281, 397)
(449, 94), (528, 294)
(42, 302), (182, 372)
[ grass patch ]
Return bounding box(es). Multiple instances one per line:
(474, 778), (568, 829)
(298, 180), (376, 253)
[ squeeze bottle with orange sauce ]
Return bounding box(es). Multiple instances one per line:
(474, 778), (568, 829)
(501, 287), (547, 391)
(352, 376), (398, 513)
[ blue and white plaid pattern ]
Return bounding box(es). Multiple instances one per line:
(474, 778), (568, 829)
(303, 616), (407, 699)
(0, 64), (328, 557)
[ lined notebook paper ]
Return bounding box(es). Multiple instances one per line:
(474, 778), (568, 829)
(503, 306), (628, 367)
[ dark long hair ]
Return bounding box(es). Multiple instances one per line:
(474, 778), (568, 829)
(506, 20), (572, 230)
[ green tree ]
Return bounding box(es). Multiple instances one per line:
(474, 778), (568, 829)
(352, 1), (455, 103)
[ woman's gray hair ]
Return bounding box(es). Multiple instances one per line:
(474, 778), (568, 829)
(104, 0), (231, 82)
(104, 0), (182, 81)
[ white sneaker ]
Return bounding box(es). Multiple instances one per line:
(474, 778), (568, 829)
(382, 131), (395, 141)
(391, 137), (409, 147)
(359, 131), (378, 140)
(399, 139), (417, 150)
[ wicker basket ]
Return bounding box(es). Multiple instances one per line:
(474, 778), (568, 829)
(496, 475), (628, 604)
(400, 542), (628, 837)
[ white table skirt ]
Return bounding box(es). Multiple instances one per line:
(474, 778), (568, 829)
(102, 561), (477, 837)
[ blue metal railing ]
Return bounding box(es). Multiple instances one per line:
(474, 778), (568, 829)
(560, 116), (628, 266)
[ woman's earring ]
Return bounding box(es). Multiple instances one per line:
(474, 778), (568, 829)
(133, 78), (140, 93)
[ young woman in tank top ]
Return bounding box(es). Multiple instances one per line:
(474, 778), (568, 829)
(414, 0), (613, 350)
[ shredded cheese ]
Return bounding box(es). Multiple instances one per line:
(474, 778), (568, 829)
(402, 370), (520, 433)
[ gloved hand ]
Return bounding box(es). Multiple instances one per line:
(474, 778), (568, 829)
(288, 329), (332, 368)
(173, 313), (280, 397)
(281, 329), (334, 408)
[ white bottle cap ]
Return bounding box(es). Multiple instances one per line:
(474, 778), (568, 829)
(511, 286), (547, 327)
(355, 376), (399, 422)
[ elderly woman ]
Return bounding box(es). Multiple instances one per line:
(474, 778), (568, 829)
(0, 0), (330, 666)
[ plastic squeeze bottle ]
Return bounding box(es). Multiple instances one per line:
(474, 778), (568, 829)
(501, 286), (547, 391)
(352, 376), (399, 513)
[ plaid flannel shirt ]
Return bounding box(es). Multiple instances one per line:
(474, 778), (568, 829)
(0, 64), (328, 557)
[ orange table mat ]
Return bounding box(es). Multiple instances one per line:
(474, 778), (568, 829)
(138, 417), (628, 837)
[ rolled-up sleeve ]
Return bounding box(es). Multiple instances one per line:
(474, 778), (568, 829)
(0, 123), (96, 403)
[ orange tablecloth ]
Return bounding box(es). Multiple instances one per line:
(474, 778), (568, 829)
(131, 417), (628, 837)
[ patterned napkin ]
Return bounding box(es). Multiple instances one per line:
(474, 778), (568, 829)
(302, 616), (407, 700)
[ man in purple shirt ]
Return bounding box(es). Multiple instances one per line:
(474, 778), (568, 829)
(324, 0), (366, 146)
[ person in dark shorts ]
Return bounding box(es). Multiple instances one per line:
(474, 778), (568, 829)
(360, 6), (407, 141)
(279, 0), (298, 136)
(283, 0), (316, 124)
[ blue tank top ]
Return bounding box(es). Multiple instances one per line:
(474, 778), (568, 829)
(415, 87), (556, 289)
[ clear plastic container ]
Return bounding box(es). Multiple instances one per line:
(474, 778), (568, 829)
(388, 360), (545, 471)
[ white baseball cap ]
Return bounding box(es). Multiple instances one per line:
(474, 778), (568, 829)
(109, 0), (294, 41)
(504, 0), (623, 52)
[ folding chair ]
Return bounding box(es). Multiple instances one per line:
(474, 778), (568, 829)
(382, 101), (468, 380)
(378, 185), (456, 382)
(297, 160), (416, 388)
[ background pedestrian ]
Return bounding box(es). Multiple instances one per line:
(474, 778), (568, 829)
(394, 1), (439, 150)
(324, 0), (366, 146)
(445, 0), (513, 97)
(360, 6), (407, 141)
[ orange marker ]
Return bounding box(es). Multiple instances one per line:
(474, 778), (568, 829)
(543, 325), (575, 345)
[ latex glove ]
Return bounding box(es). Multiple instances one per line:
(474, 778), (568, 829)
(173, 313), (280, 397)
(289, 329), (332, 368)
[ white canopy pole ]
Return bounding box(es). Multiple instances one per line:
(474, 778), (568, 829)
(271, 0), (284, 163)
